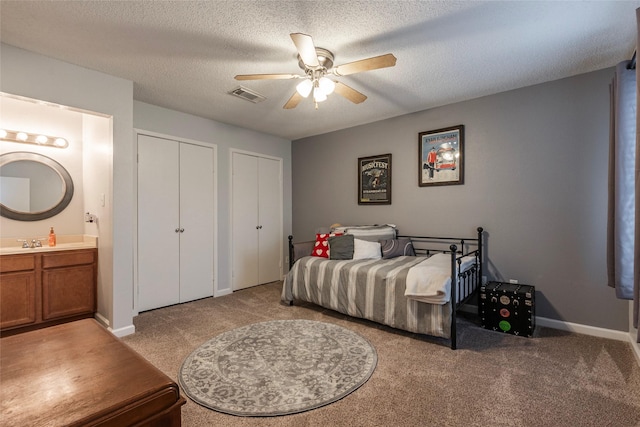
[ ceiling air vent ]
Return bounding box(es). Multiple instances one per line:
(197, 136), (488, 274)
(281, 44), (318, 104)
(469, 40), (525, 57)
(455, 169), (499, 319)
(228, 86), (266, 103)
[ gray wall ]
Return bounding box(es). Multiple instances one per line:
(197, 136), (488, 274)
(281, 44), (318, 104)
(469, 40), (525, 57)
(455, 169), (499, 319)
(133, 101), (292, 295)
(292, 67), (628, 331)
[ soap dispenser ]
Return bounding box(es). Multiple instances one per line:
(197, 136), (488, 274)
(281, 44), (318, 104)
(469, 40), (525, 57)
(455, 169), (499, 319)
(48, 226), (56, 247)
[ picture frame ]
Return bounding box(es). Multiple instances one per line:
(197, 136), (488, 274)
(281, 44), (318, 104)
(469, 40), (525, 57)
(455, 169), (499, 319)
(418, 125), (464, 187)
(358, 153), (392, 205)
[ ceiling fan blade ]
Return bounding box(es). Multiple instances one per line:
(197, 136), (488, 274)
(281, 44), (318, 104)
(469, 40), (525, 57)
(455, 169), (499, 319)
(235, 73), (299, 80)
(333, 81), (367, 104)
(283, 91), (303, 109)
(290, 33), (319, 68)
(332, 53), (397, 76)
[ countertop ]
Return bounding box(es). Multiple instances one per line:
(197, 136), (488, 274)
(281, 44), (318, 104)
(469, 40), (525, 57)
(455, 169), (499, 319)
(0, 235), (97, 255)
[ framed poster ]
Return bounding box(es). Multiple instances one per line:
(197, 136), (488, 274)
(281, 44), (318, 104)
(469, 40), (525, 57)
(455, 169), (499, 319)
(418, 125), (464, 186)
(358, 153), (391, 205)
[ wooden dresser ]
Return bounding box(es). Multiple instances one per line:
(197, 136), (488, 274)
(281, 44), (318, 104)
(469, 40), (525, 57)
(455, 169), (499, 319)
(1, 248), (97, 335)
(0, 319), (186, 426)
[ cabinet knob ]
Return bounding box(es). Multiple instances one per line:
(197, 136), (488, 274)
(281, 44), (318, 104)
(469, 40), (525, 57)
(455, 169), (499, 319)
(180, 228), (185, 233)
(175, 228), (180, 233)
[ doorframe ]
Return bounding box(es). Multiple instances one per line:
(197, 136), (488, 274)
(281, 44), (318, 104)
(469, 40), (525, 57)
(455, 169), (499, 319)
(229, 148), (284, 291)
(133, 129), (218, 315)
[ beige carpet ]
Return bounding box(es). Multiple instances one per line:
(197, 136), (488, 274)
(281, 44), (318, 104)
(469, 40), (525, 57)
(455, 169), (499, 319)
(122, 282), (640, 427)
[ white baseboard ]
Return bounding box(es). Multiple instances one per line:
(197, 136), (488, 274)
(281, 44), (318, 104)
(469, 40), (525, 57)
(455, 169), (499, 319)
(630, 332), (640, 365)
(94, 312), (110, 328)
(110, 324), (136, 337)
(463, 303), (638, 365)
(462, 303), (628, 341)
(94, 312), (135, 337)
(214, 288), (233, 297)
(535, 316), (629, 342)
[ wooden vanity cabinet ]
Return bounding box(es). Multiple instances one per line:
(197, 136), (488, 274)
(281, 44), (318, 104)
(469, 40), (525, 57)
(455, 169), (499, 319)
(0, 248), (97, 335)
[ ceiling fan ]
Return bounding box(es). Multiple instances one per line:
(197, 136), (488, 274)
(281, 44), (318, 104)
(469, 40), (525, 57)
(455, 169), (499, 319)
(235, 33), (397, 110)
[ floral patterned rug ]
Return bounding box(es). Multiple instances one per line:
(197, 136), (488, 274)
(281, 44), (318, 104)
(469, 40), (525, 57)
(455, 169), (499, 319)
(178, 319), (377, 417)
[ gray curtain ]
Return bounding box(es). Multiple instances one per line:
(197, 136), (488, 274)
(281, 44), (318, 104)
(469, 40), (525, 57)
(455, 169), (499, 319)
(636, 8), (640, 342)
(607, 10), (639, 343)
(608, 60), (636, 301)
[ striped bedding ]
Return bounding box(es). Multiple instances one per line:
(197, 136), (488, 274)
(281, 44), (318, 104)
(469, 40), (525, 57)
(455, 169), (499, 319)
(281, 255), (453, 339)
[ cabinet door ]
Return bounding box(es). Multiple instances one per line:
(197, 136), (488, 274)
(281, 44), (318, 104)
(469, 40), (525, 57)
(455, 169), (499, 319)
(0, 272), (36, 329)
(137, 135), (180, 311)
(42, 265), (95, 320)
(258, 157), (282, 284)
(179, 143), (214, 302)
(232, 152), (259, 290)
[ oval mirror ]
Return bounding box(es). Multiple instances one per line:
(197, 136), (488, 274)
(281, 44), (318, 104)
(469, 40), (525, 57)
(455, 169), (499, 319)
(0, 152), (74, 221)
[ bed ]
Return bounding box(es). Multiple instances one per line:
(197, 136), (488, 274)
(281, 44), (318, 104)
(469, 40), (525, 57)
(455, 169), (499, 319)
(282, 226), (484, 349)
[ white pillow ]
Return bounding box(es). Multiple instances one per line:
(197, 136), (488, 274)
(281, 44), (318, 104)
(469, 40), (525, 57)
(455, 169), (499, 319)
(353, 238), (382, 260)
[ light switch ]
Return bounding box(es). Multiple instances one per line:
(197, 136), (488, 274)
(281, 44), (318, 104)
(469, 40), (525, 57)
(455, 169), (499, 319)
(100, 193), (105, 207)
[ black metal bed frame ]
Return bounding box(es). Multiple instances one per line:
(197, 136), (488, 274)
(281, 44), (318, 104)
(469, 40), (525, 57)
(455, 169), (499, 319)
(398, 227), (484, 349)
(287, 227), (484, 349)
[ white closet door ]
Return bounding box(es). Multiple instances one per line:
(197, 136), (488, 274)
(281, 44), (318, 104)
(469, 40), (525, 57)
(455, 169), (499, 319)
(232, 152), (259, 290)
(258, 157), (281, 284)
(179, 143), (214, 302)
(137, 135), (180, 311)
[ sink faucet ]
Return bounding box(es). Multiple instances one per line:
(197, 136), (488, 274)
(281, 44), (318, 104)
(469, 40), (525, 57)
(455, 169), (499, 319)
(17, 239), (44, 248)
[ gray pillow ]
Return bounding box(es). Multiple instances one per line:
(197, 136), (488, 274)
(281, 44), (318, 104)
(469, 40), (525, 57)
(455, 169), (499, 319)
(380, 238), (415, 259)
(333, 225), (397, 242)
(329, 234), (354, 260)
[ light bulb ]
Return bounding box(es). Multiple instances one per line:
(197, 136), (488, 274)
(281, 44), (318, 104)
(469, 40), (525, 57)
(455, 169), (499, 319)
(296, 79), (313, 98)
(318, 77), (335, 95)
(36, 135), (48, 144)
(54, 138), (67, 147)
(0, 129), (7, 139)
(16, 132), (28, 141)
(313, 87), (327, 102)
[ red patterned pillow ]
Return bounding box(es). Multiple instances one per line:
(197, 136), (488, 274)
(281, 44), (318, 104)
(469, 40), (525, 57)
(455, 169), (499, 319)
(312, 233), (342, 258)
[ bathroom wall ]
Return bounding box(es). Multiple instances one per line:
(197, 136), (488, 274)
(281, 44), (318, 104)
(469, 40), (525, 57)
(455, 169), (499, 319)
(82, 114), (113, 319)
(0, 95), (114, 321)
(0, 96), (86, 238)
(1, 43), (134, 334)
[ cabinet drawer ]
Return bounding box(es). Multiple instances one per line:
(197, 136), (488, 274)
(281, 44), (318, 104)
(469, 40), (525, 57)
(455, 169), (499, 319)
(42, 250), (95, 269)
(0, 255), (36, 273)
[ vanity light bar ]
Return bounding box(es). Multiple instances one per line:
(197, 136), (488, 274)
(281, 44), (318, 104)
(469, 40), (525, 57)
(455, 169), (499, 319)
(0, 129), (68, 149)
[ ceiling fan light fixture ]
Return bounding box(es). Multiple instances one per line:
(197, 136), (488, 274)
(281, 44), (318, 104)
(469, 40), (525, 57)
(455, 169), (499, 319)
(236, 33), (396, 110)
(313, 87), (327, 103)
(296, 79), (313, 98)
(318, 77), (335, 95)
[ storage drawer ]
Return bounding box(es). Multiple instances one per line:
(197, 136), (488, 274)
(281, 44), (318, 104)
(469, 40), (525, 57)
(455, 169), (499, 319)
(0, 254), (36, 273)
(479, 281), (535, 337)
(42, 249), (95, 269)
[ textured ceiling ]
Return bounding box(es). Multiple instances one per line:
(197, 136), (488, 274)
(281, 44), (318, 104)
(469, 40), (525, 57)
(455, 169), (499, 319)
(1, 1), (638, 141)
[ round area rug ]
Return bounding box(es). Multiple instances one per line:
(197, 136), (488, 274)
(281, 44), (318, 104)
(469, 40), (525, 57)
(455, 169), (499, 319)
(178, 319), (377, 417)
